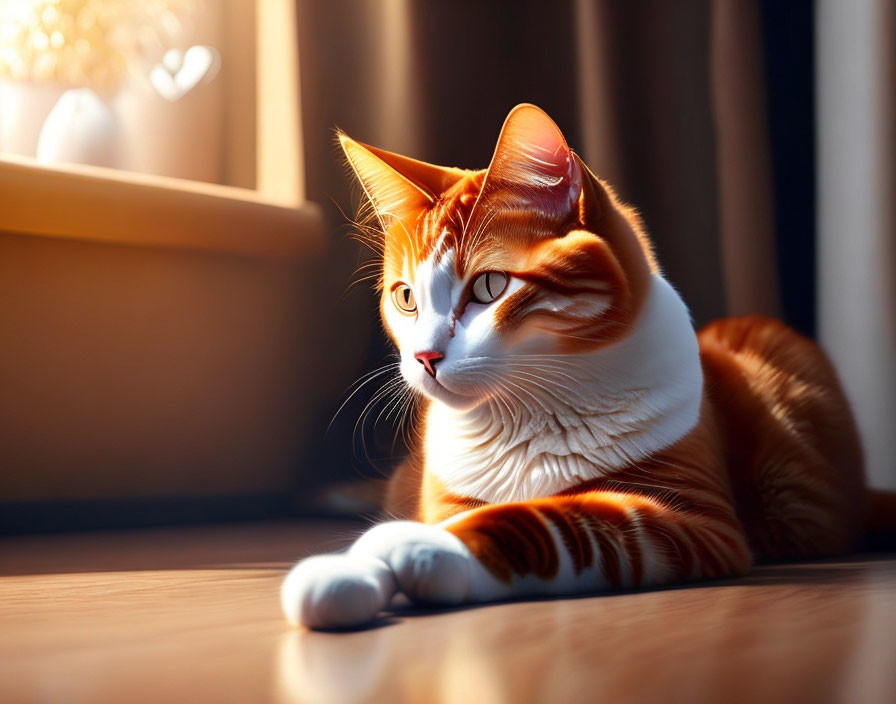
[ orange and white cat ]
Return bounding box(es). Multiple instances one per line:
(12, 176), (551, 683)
(282, 104), (888, 630)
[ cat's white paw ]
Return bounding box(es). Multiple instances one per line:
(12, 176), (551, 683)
(280, 553), (396, 629)
(350, 521), (475, 605)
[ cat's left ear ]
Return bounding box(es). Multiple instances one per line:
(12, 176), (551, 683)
(339, 133), (466, 230)
(473, 104), (582, 221)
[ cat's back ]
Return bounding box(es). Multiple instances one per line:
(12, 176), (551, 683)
(697, 315), (865, 559)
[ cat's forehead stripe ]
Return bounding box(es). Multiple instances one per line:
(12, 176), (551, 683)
(410, 173), (483, 265)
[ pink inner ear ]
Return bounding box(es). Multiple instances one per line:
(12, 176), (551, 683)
(475, 104), (582, 219)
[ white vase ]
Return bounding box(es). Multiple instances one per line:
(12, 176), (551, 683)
(36, 88), (122, 169)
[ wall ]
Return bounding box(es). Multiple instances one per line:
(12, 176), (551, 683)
(0, 231), (329, 509)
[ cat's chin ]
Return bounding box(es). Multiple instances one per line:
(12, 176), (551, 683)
(417, 374), (483, 411)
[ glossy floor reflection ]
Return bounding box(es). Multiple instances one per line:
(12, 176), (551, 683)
(1, 521), (893, 704)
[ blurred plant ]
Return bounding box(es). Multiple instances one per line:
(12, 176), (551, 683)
(0, 0), (202, 94)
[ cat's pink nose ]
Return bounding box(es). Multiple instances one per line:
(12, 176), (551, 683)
(414, 350), (444, 378)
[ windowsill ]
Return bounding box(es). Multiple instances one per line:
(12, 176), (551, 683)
(0, 154), (325, 259)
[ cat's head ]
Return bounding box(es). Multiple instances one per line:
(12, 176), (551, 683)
(341, 104), (657, 410)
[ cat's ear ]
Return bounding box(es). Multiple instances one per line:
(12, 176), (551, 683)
(339, 133), (465, 228)
(474, 104), (582, 221)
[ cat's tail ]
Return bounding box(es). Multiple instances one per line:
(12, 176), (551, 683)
(863, 488), (896, 550)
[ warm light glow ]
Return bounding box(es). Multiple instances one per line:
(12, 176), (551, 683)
(0, 0), (202, 93)
(256, 0), (305, 204)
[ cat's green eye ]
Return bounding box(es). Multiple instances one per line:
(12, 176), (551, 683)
(392, 283), (417, 313)
(471, 271), (509, 304)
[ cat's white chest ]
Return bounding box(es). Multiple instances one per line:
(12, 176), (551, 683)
(424, 404), (624, 503)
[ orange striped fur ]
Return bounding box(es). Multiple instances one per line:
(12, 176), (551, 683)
(281, 105), (876, 630)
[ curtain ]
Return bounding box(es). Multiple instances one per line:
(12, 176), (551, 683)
(817, 0), (896, 490)
(294, 0), (894, 491)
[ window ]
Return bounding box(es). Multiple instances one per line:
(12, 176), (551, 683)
(0, 0), (315, 256)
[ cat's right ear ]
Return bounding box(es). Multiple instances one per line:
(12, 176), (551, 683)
(339, 133), (465, 230)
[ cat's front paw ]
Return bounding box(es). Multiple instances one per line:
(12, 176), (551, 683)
(350, 521), (476, 606)
(280, 553), (396, 629)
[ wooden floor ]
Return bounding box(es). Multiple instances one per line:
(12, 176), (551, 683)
(0, 521), (893, 704)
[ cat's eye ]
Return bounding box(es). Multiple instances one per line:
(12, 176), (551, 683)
(392, 283), (417, 313)
(471, 271), (508, 304)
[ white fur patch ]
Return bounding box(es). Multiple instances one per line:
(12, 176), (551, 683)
(351, 521), (494, 603)
(425, 274), (703, 503)
(280, 553), (395, 629)
(281, 520), (508, 629)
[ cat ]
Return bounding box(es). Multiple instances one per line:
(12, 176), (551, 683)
(282, 103), (892, 630)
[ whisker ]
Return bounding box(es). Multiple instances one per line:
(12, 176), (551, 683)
(352, 374), (408, 470)
(327, 362), (402, 434)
